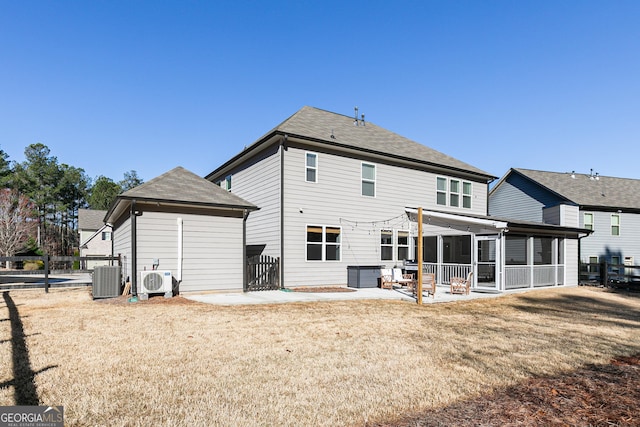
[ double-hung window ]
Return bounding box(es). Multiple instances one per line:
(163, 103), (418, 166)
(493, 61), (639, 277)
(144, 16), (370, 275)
(306, 152), (317, 183)
(102, 231), (112, 241)
(436, 177), (472, 208)
(436, 177), (447, 206)
(220, 175), (232, 191)
(380, 230), (393, 261)
(463, 182), (472, 208)
(450, 179), (460, 207)
(306, 225), (341, 261)
(583, 213), (594, 231)
(611, 214), (620, 236)
(362, 163), (376, 197)
(397, 231), (409, 261)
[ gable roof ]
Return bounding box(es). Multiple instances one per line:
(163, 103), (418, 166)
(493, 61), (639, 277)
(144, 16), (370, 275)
(104, 166), (257, 223)
(78, 209), (108, 230)
(207, 106), (495, 182)
(503, 168), (640, 210)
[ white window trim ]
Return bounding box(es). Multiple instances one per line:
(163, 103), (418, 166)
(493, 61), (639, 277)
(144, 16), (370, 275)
(436, 177), (472, 209)
(436, 177), (447, 206)
(583, 212), (594, 231)
(397, 230), (410, 262)
(361, 162), (376, 197)
(611, 213), (620, 236)
(450, 179), (460, 207)
(305, 225), (342, 262)
(463, 181), (472, 209)
(380, 229), (393, 261)
(305, 152), (318, 183)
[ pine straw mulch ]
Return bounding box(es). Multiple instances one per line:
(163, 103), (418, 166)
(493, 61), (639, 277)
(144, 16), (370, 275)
(374, 354), (640, 427)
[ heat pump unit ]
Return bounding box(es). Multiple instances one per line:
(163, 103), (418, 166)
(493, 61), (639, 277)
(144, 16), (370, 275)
(92, 266), (122, 299)
(139, 270), (173, 298)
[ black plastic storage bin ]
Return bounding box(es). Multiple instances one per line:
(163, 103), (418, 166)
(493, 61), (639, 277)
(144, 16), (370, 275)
(347, 265), (383, 288)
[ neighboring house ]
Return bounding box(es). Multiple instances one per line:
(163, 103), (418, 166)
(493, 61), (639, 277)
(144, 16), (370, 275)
(78, 208), (112, 269)
(490, 168), (640, 271)
(104, 166), (257, 295)
(206, 106), (588, 291)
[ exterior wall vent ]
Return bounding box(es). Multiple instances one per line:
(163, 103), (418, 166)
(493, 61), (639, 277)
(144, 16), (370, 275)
(92, 266), (122, 299)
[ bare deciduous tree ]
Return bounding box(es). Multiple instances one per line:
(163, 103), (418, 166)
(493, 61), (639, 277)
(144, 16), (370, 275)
(0, 189), (36, 268)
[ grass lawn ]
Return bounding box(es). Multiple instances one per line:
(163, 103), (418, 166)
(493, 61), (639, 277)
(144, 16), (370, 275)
(1, 286), (639, 426)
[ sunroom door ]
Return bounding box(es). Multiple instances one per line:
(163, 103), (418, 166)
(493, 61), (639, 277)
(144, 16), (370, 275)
(475, 236), (499, 290)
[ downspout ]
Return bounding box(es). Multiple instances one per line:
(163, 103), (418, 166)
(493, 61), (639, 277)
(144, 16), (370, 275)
(131, 200), (138, 298)
(243, 209), (249, 291)
(176, 217), (183, 283)
(279, 134), (287, 289)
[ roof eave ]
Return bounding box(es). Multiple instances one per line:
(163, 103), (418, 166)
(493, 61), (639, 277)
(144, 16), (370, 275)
(208, 130), (496, 183)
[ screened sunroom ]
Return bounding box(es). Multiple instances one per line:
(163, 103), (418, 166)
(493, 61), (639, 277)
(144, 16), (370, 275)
(405, 208), (589, 291)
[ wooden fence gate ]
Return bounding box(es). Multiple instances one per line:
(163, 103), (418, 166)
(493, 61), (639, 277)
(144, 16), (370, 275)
(246, 255), (280, 291)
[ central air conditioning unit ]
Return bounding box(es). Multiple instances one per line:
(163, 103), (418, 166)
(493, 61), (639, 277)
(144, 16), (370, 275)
(92, 266), (122, 299)
(139, 270), (173, 299)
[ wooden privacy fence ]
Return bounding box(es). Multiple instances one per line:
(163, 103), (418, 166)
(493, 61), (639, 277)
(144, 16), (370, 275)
(0, 255), (121, 292)
(579, 261), (640, 290)
(246, 255), (280, 291)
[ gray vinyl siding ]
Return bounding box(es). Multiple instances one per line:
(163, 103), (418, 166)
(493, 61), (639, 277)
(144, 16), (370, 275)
(281, 147), (488, 287)
(136, 210), (245, 292)
(579, 210), (640, 264)
(226, 146), (281, 258)
(564, 239), (579, 285)
(490, 180), (544, 222)
(490, 174), (566, 222)
(112, 216), (132, 282)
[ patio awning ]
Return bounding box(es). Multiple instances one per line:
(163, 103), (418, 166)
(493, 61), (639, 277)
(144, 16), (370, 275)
(405, 208), (508, 234)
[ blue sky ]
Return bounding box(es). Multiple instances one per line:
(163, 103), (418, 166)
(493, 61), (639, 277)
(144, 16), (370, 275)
(1, 1), (639, 184)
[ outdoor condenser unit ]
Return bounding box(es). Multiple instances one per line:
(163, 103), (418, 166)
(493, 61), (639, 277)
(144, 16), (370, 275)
(92, 266), (122, 299)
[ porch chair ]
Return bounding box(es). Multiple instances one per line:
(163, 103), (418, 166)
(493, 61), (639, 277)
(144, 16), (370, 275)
(392, 268), (416, 290)
(380, 268), (394, 289)
(414, 273), (436, 298)
(450, 271), (473, 295)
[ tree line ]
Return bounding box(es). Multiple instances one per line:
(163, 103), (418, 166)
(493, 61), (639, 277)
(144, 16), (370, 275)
(0, 142), (143, 258)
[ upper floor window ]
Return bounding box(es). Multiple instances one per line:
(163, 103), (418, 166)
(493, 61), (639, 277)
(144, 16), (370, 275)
(219, 175), (232, 191)
(306, 225), (341, 261)
(463, 182), (472, 208)
(102, 231), (112, 241)
(611, 214), (620, 236)
(306, 152), (317, 183)
(436, 177), (447, 205)
(450, 180), (460, 207)
(437, 177), (472, 209)
(362, 163), (376, 197)
(583, 213), (593, 230)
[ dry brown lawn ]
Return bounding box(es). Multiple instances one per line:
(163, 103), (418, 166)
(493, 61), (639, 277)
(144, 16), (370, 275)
(1, 286), (639, 426)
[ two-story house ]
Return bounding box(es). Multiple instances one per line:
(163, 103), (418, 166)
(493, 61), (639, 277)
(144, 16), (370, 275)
(78, 208), (113, 269)
(490, 168), (640, 276)
(206, 107), (588, 291)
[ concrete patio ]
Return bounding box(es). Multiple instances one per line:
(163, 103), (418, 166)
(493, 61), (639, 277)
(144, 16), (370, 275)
(183, 285), (507, 306)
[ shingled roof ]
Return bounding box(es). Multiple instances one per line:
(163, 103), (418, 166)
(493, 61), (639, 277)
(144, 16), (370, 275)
(207, 106), (494, 181)
(105, 167), (257, 223)
(78, 208), (107, 230)
(511, 168), (640, 210)
(120, 166), (256, 208)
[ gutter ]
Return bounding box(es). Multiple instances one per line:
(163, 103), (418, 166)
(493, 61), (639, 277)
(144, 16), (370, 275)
(207, 131), (496, 184)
